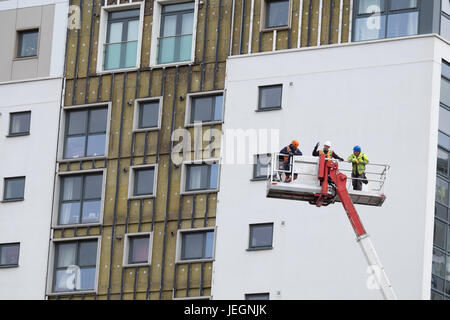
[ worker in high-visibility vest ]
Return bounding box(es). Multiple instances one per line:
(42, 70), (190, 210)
(312, 141), (344, 161)
(347, 145), (369, 191)
(279, 140), (302, 182)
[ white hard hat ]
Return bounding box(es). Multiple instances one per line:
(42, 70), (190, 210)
(324, 141), (332, 147)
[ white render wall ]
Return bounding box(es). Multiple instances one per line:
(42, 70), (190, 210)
(212, 35), (450, 300)
(0, 79), (62, 299)
(0, 0), (67, 299)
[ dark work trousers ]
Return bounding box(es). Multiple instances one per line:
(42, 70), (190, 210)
(352, 172), (363, 191)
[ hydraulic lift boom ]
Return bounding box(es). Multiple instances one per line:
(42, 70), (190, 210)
(313, 153), (397, 300)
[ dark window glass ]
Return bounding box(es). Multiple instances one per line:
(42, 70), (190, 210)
(432, 274), (445, 291)
(436, 176), (449, 206)
(441, 77), (450, 108)
(265, 0), (290, 28)
(254, 154), (271, 179)
(3, 177), (25, 201)
(134, 168), (155, 196)
(431, 290), (444, 300)
(17, 30), (38, 58)
(443, 62), (450, 80)
(59, 173), (103, 225)
(128, 236), (150, 264)
(259, 85), (282, 110)
(0, 243), (20, 266)
(139, 101), (160, 128)
(158, 2), (194, 64)
(440, 107), (450, 137)
(389, 0), (417, 10)
(434, 219), (447, 249)
(104, 9), (140, 70)
(181, 231), (214, 260)
(245, 293), (270, 300)
(386, 12), (418, 38)
(432, 248), (445, 278)
(186, 163), (219, 191)
(191, 94), (223, 123)
(439, 131), (450, 151)
(53, 241), (97, 292)
(64, 107), (107, 159)
(437, 148), (449, 178)
(9, 112), (31, 136)
(435, 202), (448, 221)
(249, 223), (274, 249)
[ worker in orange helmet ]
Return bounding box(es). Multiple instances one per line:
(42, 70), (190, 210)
(312, 140), (344, 161)
(279, 140), (302, 182)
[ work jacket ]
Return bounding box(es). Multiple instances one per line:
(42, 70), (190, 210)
(347, 153), (369, 175)
(280, 145), (302, 163)
(312, 145), (344, 161)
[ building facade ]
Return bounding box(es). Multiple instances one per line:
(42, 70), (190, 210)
(0, 0), (69, 299)
(212, 0), (450, 300)
(0, 0), (449, 300)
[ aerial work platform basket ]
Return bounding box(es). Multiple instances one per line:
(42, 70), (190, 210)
(266, 154), (389, 207)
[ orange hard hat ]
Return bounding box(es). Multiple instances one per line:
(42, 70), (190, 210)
(291, 140), (300, 148)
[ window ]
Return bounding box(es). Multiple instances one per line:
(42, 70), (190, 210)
(258, 85), (282, 111)
(3, 177), (25, 202)
(9, 111), (31, 136)
(188, 93), (224, 124)
(434, 219), (447, 250)
(264, 0), (290, 29)
(245, 293), (270, 300)
(436, 176), (449, 206)
(104, 9), (140, 70)
(64, 107), (108, 159)
(437, 148), (449, 178)
(0, 243), (20, 267)
(253, 154), (271, 180)
(123, 233), (152, 266)
(439, 107), (450, 136)
(179, 229), (215, 261)
(59, 173), (103, 225)
(138, 101), (160, 129)
(17, 29), (38, 58)
(52, 240), (98, 293)
(249, 223), (274, 250)
(132, 166), (156, 197)
(185, 162), (219, 192)
(353, 0), (419, 41)
(158, 2), (195, 64)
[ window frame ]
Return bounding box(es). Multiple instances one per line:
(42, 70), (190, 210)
(96, 2), (145, 74)
(181, 159), (221, 195)
(47, 236), (101, 296)
(184, 90), (225, 127)
(352, 0), (421, 42)
(245, 292), (270, 300)
(15, 28), (40, 59)
(150, 0), (199, 68)
(8, 111), (31, 137)
(123, 232), (153, 267)
(2, 176), (26, 203)
(252, 153), (272, 181)
(175, 227), (216, 264)
(248, 223), (274, 251)
(128, 164), (158, 199)
(0, 243), (20, 268)
(257, 84), (283, 111)
(58, 102), (112, 162)
(133, 97), (163, 132)
(53, 169), (106, 229)
(260, 0), (292, 32)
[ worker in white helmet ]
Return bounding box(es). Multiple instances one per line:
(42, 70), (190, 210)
(312, 141), (344, 161)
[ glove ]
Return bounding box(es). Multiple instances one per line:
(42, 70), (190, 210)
(315, 142), (320, 148)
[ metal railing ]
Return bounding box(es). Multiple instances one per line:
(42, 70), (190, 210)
(269, 153), (390, 193)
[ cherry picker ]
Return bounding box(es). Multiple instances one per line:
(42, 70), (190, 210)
(266, 153), (397, 300)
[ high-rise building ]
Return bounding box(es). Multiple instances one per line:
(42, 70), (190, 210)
(0, 0), (69, 299)
(212, 0), (450, 300)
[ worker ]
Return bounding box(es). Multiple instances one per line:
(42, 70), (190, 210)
(347, 145), (369, 191)
(279, 140), (303, 182)
(312, 141), (344, 161)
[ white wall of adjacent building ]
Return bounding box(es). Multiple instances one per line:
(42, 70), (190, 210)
(0, 0), (68, 299)
(212, 35), (450, 300)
